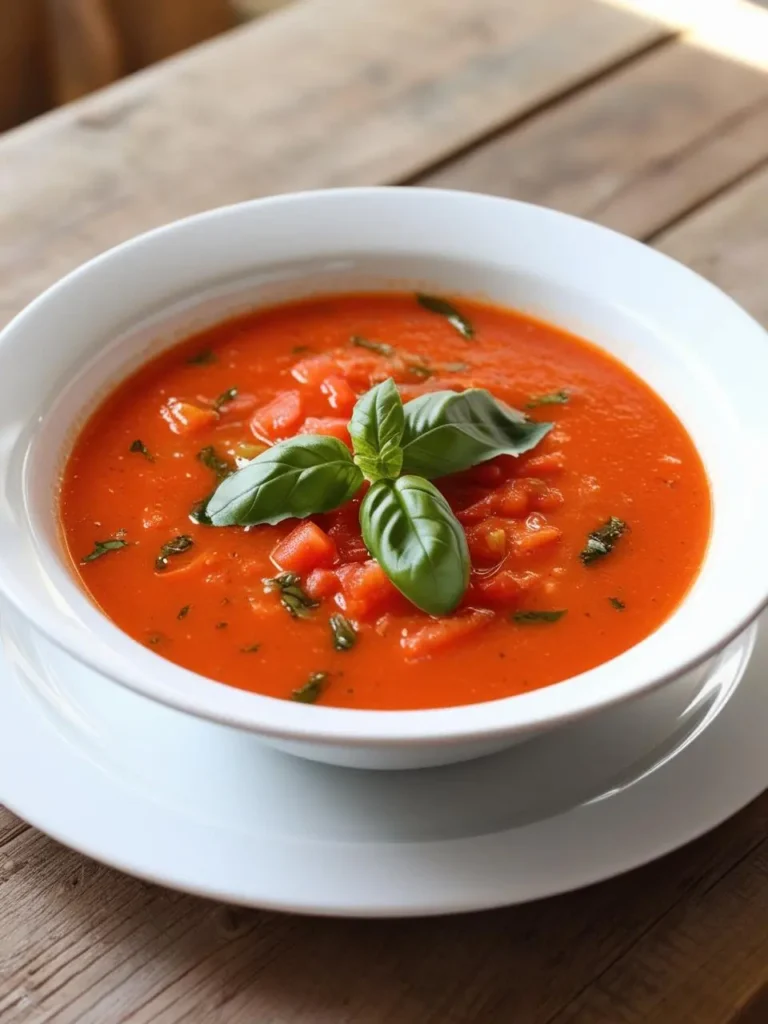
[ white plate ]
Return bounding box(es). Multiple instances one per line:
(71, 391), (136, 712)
(1, 606), (766, 918)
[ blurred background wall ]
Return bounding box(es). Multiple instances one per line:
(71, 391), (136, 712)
(0, 0), (293, 133)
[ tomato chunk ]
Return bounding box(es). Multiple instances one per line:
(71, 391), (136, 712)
(250, 390), (303, 441)
(271, 521), (337, 574)
(335, 560), (402, 621)
(291, 355), (340, 387)
(400, 609), (495, 661)
(305, 568), (341, 600)
(160, 398), (218, 435)
(299, 417), (351, 446)
(474, 569), (538, 607)
(321, 376), (357, 416)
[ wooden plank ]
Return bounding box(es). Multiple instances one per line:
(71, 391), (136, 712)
(0, 0), (673, 326)
(654, 162), (768, 326)
(420, 35), (768, 240)
(1, 796), (768, 1023)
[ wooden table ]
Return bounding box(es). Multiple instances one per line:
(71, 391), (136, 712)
(2, 1), (768, 1020)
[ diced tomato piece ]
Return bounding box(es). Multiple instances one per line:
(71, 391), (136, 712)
(521, 451), (566, 476)
(160, 398), (218, 435)
(320, 376), (357, 416)
(323, 501), (368, 562)
(497, 479), (530, 517)
(507, 517), (563, 556)
(475, 568), (538, 607)
(333, 353), (390, 389)
(465, 462), (504, 486)
(299, 417), (351, 446)
(250, 390), (303, 441)
(305, 568), (341, 600)
(335, 559), (403, 622)
(465, 519), (508, 565)
(400, 609), (495, 661)
(524, 478), (565, 512)
(455, 492), (497, 525)
(291, 355), (340, 387)
(271, 521), (337, 575)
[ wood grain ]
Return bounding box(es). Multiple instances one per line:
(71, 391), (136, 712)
(0, 0), (673, 326)
(420, 34), (768, 240)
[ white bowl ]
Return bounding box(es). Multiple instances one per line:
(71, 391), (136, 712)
(0, 187), (766, 770)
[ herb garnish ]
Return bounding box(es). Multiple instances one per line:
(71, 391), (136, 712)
(292, 671), (329, 704)
(206, 380), (551, 616)
(177, 604), (191, 620)
(350, 335), (395, 357)
(329, 613), (357, 651)
(213, 387), (238, 411)
(407, 363), (433, 379)
(216, 621), (228, 629)
(580, 517), (628, 565)
(155, 535), (194, 571)
(263, 572), (319, 618)
(197, 446), (232, 481)
(440, 361), (470, 373)
(292, 345), (312, 355)
(187, 348), (216, 365)
(189, 496), (213, 525)
(145, 632), (165, 646)
(609, 597), (626, 611)
(81, 538), (129, 563)
(129, 439), (154, 461)
(526, 389), (569, 409)
(512, 610), (567, 624)
(416, 294), (474, 340)
(241, 643), (261, 653)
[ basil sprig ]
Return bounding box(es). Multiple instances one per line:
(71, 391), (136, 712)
(400, 389), (551, 479)
(361, 476), (469, 615)
(205, 379), (550, 614)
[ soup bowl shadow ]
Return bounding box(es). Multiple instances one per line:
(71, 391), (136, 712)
(0, 187), (766, 769)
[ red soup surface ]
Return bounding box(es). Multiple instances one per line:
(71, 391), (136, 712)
(59, 293), (711, 710)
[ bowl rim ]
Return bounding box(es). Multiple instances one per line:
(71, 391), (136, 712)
(2, 185), (768, 747)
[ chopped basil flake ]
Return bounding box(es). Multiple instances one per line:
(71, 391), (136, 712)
(292, 345), (312, 355)
(213, 387), (238, 411)
(292, 671), (329, 704)
(129, 439), (154, 461)
(350, 335), (395, 357)
(241, 643), (261, 653)
(512, 609), (567, 624)
(329, 613), (357, 651)
(407, 363), (433, 379)
(416, 294), (474, 340)
(81, 538), (128, 563)
(440, 361), (470, 373)
(187, 348), (216, 365)
(197, 446), (232, 481)
(580, 517), (628, 566)
(216, 621), (228, 629)
(525, 389), (570, 409)
(145, 632), (165, 646)
(155, 534), (194, 571)
(177, 604), (191, 620)
(263, 572), (319, 618)
(609, 597), (626, 611)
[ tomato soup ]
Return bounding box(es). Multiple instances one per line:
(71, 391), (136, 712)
(59, 293), (710, 710)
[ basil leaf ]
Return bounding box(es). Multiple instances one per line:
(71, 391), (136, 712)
(350, 335), (394, 357)
(197, 446), (233, 481)
(129, 439), (154, 461)
(512, 609), (567, 624)
(189, 495), (213, 525)
(187, 348), (216, 365)
(360, 476), (469, 615)
(400, 389), (552, 479)
(156, 534), (194, 571)
(416, 294), (474, 339)
(609, 597), (626, 611)
(263, 572), (318, 618)
(349, 378), (404, 482)
(329, 613), (357, 651)
(213, 387), (238, 410)
(208, 435), (363, 526)
(525, 389), (569, 409)
(177, 604), (191, 620)
(81, 537), (128, 563)
(580, 517), (628, 565)
(292, 671), (329, 704)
